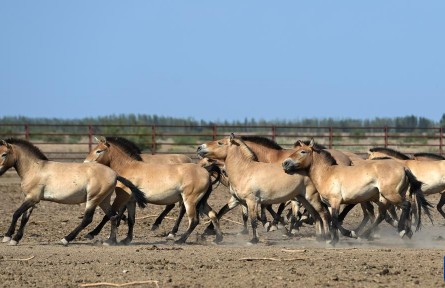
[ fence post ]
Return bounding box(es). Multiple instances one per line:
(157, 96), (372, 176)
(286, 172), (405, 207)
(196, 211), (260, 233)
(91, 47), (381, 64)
(384, 126), (388, 147)
(212, 125), (217, 140)
(88, 125), (93, 152)
(24, 124), (29, 140)
(440, 127), (443, 156)
(329, 127), (333, 149)
(271, 126), (276, 141)
(151, 125), (156, 155)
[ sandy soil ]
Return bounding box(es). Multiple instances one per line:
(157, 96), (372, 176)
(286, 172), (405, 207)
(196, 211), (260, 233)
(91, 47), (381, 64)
(1, 174), (444, 288)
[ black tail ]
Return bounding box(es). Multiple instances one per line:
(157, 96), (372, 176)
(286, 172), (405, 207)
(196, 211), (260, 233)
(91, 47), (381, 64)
(197, 166), (221, 215)
(405, 168), (433, 231)
(116, 176), (148, 209)
(203, 163), (222, 187)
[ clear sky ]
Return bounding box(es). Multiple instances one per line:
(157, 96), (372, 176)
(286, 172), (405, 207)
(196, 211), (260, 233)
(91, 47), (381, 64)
(1, 1), (444, 122)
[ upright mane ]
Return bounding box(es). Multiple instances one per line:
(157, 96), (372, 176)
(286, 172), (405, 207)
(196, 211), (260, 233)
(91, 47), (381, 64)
(105, 137), (143, 161)
(4, 138), (48, 160)
(234, 138), (258, 161)
(240, 136), (283, 150)
(369, 147), (411, 160)
(317, 149), (338, 165)
(413, 152), (445, 160)
(294, 140), (327, 150)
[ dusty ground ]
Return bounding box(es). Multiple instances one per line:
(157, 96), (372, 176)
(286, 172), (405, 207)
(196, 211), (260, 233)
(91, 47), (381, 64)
(1, 172), (444, 288)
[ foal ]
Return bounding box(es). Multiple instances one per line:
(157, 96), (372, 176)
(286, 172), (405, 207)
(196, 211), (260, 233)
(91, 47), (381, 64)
(0, 138), (146, 246)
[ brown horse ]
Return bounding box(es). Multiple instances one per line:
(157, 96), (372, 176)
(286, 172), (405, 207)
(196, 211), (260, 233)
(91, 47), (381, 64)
(84, 136), (222, 244)
(282, 139), (432, 245)
(0, 138), (147, 246)
(368, 147), (445, 221)
(197, 134), (329, 244)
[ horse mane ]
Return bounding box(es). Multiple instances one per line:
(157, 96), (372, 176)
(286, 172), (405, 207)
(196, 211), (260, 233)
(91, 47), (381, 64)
(413, 152), (445, 160)
(369, 147), (411, 160)
(240, 136), (283, 150)
(371, 157), (393, 160)
(4, 138), (48, 160)
(317, 150), (338, 165)
(105, 137), (143, 161)
(294, 140), (327, 150)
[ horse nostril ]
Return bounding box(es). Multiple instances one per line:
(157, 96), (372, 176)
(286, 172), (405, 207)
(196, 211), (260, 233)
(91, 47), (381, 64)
(196, 146), (202, 152)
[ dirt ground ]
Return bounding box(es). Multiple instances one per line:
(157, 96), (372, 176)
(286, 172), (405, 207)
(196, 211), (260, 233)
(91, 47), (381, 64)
(1, 172), (444, 288)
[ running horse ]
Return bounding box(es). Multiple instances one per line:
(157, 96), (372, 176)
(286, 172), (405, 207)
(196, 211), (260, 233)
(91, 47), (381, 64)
(0, 138), (147, 246)
(368, 147), (445, 221)
(282, 139), (432, 245)
(197, 134), (329, 243)
(84, 136), (222, 244)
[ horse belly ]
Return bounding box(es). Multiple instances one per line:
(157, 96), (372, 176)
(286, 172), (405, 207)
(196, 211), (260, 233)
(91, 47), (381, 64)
(341, 186), (377, 204)
(145, 189), (181, 205)
(43, 187), (87, 204)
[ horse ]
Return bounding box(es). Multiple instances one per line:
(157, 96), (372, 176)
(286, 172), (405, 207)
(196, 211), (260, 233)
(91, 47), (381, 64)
(368, 147), (445, 221)
(83, 136), (222, 244)
(282, 139), (432, 245)
(197, 134), (329, 244)
(0, 138), (147, 246)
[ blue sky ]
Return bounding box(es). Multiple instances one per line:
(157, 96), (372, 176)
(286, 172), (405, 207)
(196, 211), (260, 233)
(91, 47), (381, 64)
(1, 1), (444, 122)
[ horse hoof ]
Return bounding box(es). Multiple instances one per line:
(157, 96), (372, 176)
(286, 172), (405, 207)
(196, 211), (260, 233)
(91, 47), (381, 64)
(372, 233), (381, 239)
(269, 225), (278, 232)
(61, 238), (69, 246)
(174, 239), (186, 245)
(84, 234), (94, 240)
(351, 231), (358, 239)
(8, 240), (18, 246)
(150, 224), (159, 231)
(247, 238), (259, 245)
(399, 230), (406, 238)
(166, 233), (176, 240)
(2, 236), (11, 243)
(203, 228), (216, 236)
(406, 230), (413, 239)
(103, 239), (117, 246)
(214, 235), (223, 244)
(264, 222), (271, 232)
(119, 238), (132, 245)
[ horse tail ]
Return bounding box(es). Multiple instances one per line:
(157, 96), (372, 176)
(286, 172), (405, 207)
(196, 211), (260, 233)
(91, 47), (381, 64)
(116, 176), (148, 209)
(404, 168), (433, 231)
(197, 165), (221, 215)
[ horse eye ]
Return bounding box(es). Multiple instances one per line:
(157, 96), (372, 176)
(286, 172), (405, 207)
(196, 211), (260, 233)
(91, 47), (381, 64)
(217, 141), (223, 145)
(96, 150), (102, 154)
(300, 150), (307, 154)
(1, 153), (6, 158)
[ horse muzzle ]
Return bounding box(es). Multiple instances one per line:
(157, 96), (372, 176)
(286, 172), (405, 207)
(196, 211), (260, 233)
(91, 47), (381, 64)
(196, 145), (208, 158)
(282, 159), (298, 174)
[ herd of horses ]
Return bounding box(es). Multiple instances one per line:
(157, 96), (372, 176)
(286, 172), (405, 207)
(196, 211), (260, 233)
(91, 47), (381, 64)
(0, 133), (443, 247)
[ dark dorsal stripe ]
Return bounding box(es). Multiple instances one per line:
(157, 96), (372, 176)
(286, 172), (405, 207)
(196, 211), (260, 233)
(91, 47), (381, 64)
(105, 137), (143, 161)
(371, 157), (393, 160)
(369, 147), (411, 160)
(4, 138), (48, 160)
(294, 140), (327, 150)
(240, 136), (283, 150)
(413, 152), (445, 160)
(318, 149), (338, 165)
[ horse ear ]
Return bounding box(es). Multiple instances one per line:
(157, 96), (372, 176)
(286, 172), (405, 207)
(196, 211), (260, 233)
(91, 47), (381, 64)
(308, 138), (315, 148)
(229, 133), (236, 143)
(1, 140), (11, 148)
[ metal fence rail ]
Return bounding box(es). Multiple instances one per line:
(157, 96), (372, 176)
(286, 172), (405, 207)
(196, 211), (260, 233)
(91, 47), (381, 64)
(0, 124), (443, 161)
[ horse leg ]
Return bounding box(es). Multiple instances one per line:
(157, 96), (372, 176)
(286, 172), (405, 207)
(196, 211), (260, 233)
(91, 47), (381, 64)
(62, 206), (97, 246)
(354, 203), (373, 235)
(174, 202), (199, 244)
(10, 206), (35, 246)
(167, 202), (186, 239)
(246, 199), (259, 244)
(360, 203), (387, 240)
(436, 193), (445, 220)
(240, 205), (249, 235)
(151, 204), (175, 231)
(203, 196), (241, 235)
(297, 196), (326, 241)
(3, 199), (36, 244)
(199, 203), (223, 243)
(337, 204), (356, 225)
(119, 199), (137, 245)
(305, 191), (331, 241)
(384, 204), (399, 228)
(398, 200), (412, 238)
(84, 193), (115, 240)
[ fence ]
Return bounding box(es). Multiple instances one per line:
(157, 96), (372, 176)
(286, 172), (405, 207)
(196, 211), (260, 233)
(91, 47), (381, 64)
(0, 124), (443, 161)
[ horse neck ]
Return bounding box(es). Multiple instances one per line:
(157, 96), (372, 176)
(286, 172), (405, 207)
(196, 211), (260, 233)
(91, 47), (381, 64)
(224, 145), (255, 179)
(12, 147), (45, 179)
(108, 147), (139, 174)
(244, 142), (286, 163)
(307, 151), (334, 188)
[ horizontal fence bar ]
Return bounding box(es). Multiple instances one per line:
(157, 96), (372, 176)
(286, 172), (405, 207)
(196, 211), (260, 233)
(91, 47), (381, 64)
(0, 124), (443, 162)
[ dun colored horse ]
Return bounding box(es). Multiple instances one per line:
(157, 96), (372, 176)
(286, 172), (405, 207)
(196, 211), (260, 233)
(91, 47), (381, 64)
(84, 136), (222, 244)
(282, 139), (432, 245)
(197, 134), (329, 243)
(0, 138), (147, 246)
(368, 147), (445, 221)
